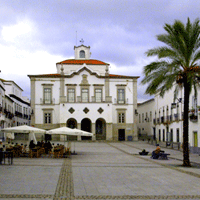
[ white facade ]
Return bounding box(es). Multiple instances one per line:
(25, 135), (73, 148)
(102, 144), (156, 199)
(137, 99), (155, 138)
(0, 79), (31, 141)
(28, 45), (139, 141)
(138, 83), (200, 152)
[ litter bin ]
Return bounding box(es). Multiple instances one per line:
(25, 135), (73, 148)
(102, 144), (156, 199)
(127, 136), (133, 141)
(166, 142), (170, 146)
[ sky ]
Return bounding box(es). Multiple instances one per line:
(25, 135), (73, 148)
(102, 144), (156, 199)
(0, 0), (199, 102)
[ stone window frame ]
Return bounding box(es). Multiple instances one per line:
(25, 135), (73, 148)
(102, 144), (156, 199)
(42, 84), (53, 105)
(66, 84), (77, 103)
(42, 108), (53, 124)
(116, 85), (126, 104)
(93, 84), (104, 103)
(81, 86), (90, 103)
(117, 108), (126, 124)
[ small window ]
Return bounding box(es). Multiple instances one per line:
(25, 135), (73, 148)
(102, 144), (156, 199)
(117, 89), (125, 104)
(80, 50), (85, 58)
(118, 113), (125, 123)
(44, 88), (52, 104)
(95, 89), (102, 102)
(68, 88), (75, 102)
(150, 111), (152, 122)
(44, 113), (51, 124)
(81, 89), (89, 102)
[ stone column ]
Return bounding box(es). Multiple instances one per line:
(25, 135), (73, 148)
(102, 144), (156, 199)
(105, 65), (110, 102)
(60, 65), (66, 103)
(106, 123), (113, 140)
(77, 123), (81, 141)
(92, 123), (96, 141)
(30, 78), (35, 126)
(133, 79), (138, 141)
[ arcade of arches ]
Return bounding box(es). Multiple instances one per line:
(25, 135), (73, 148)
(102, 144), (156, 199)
(66, 118), (106, 140)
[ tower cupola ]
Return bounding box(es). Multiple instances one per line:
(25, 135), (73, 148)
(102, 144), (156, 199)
(74, 45), (91, 59)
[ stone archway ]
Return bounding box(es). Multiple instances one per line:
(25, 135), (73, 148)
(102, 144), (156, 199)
(66, 118), (77, 129)
(96, 118), (106, 140)
(66, 118), (77, 141)
(81, 118), (92, 140)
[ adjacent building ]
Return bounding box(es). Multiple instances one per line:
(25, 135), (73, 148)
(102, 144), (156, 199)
(0, 79), (31, 141)
(137, 83), (200, 153)
(28, 45), (139, 141)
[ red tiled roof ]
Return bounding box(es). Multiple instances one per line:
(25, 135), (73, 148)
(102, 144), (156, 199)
(109, 74), (140, 79)
(27, 74), (61, 78)
(28, 73), (140, 79)
(57, 59), (109, 65)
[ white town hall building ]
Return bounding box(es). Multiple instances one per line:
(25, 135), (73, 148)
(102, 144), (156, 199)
(28, 45), (139, 141)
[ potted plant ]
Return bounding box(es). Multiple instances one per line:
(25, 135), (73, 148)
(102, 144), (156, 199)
(139, 149), (149, 155)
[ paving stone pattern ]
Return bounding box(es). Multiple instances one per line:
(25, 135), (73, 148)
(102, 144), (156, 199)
(0, 141), (200, 200)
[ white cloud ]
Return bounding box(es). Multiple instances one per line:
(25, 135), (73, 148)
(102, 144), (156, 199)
(2, 19), (33, 43)
(0, 44), (64, 75)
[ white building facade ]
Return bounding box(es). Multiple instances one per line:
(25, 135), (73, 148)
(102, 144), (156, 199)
(137, 98), (155, 139)
(0, 79), (31, 141)
(138, 83), (200, 153)
(28, 45), (139, 141)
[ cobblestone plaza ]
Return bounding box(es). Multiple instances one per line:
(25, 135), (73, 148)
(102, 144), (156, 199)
(0, 141), (200, 200)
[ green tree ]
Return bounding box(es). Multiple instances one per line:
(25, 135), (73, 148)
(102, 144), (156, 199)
(142, 18), (200, 167)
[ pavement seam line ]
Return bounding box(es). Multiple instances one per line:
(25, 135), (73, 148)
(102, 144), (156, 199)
(74, 194), (200, 199)
(0, 194), (54, 198)
(53, 158), (74, 200)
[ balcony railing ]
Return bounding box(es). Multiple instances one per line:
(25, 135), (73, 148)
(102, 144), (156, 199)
(15, 111), (23, 118)
(40, 98), (55, 104)
(190, 114), (198, 122)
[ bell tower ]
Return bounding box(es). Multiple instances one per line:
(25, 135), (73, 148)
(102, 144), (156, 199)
(74, 44), (91, 60)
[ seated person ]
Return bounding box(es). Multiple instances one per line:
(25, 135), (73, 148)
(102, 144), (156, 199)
(47, 141), (52, 153)
(152, 144), (161, 159)
(36, 141), (41, 147)
(23, 144), (27, 153)
(29, 140), (35, 149)
(6, 142), (12, 151)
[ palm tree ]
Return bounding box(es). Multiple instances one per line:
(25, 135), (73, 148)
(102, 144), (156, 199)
(141, 18), (200, 167)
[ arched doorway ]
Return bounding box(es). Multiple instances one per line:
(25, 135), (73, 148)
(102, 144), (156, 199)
(66, 118), (77, 141)
(96, 118), (106, 140)
(66, 118), (77, 129)
(81, 118), (92, 140)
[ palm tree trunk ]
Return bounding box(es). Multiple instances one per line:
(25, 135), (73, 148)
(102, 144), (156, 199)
(183, 76), (191, 167)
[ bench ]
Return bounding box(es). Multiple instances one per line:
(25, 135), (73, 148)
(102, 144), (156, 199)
(151, 151), (170, 160)
(158, 153), (170, 160)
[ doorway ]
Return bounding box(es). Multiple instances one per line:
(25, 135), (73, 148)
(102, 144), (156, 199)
(96, 118), (106, 140)
(118, 129), (125, 141)
(81, 118), (92, 140)
(194, 131), (198, 147)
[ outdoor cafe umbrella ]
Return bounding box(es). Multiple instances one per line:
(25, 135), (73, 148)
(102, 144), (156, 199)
(2, 125), (46, 144)
(47, 127), (94, 153)
(6, 132), (15, 140)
